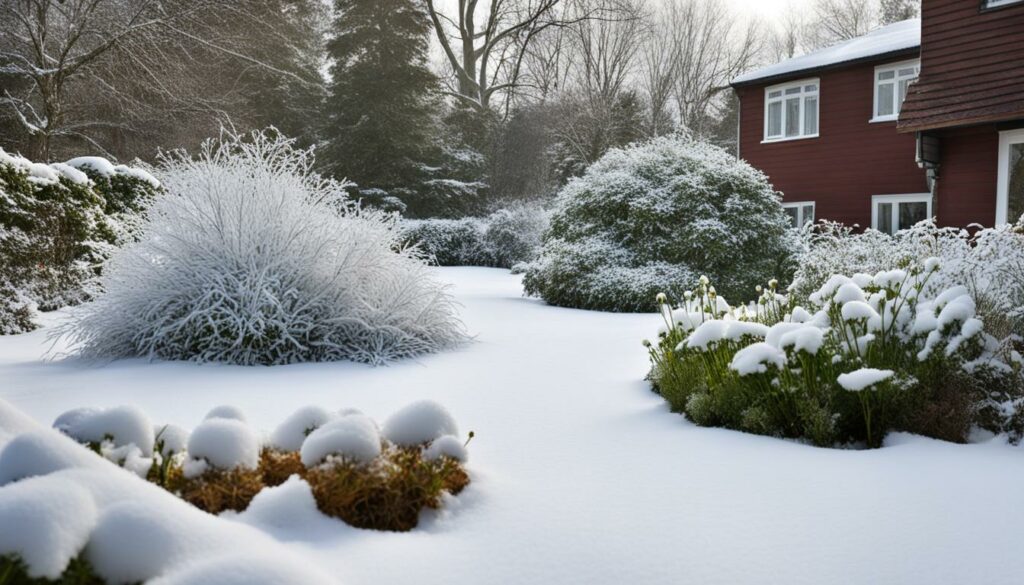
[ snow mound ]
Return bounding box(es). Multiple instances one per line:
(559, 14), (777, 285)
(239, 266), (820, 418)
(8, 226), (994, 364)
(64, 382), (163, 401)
(65, 156), (117, 177)
(730, 343), (787, 376)
(236, 476), (325, 533)
(301, 415), (381, 466)
(186, 418), (259, 475)
(59, 405), (155, 456)
(149, 553), (336, 585)
(382, 400), (459, 447)
(204, 405), (248, 423)
(838, 368), (894, 391)
(52, 407), (100, 434)
(0, 474), (98, 579)
(156, 424), (190, 457)
(0, 431), (83, 486)
(270, 406), (336, 452)
(423, 435), (468, 463)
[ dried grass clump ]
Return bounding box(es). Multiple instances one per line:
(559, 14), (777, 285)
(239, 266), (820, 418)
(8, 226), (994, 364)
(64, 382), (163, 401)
(306, 448), (470, 532)
(259, 448), (307, 487)
(177, 468), (265, 514)
(0, 554), (103, 585)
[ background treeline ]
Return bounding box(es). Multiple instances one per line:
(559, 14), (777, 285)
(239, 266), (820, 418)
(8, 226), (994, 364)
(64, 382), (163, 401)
(0, 0), (920, 218)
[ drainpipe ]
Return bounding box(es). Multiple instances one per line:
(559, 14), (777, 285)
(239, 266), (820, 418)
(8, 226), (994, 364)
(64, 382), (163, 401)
(916, 132), (941, 223)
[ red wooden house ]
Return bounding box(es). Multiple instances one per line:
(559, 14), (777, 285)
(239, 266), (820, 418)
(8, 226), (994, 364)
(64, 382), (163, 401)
(731, 0), (1024, 232)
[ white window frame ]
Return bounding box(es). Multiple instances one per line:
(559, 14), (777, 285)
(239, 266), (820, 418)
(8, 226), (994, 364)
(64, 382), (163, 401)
(782, 201), (816, 228)
(996, 128), (1024, 225)
(986, 0), (1023, 8)
(763, 78), (820, 143)
(871, 194), (932, 234)
(871, 59), (920, 123)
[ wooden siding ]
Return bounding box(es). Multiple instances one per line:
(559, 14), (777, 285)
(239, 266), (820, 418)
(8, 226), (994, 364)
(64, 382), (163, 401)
(898, 0), (1024, 132)
(737, 60), (928, 228)
(932, 124), (1000, 226)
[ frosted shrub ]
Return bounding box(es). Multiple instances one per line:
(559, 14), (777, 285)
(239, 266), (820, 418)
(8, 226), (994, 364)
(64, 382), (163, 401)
(646, 260), (1016, 448)
(59, 131), (466, 365)
(401, 201), (549, 268)
(522, 136), (795, 312)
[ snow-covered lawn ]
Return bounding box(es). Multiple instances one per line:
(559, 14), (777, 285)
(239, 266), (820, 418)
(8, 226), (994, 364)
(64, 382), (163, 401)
(2, 267), (1024, 585)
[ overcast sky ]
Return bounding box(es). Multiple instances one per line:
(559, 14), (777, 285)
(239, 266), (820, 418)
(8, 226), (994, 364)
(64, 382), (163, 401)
(727, 0), (808, 23)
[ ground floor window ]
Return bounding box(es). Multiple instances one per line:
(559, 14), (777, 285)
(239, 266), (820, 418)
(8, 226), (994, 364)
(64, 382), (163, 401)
(782, 201), (815, 228)
(997, 129), (1024, 225)
(872, 194), (931, 235)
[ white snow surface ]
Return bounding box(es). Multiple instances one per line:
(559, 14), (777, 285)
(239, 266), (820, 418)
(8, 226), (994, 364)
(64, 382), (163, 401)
(2, 268), (1024, 585)
(300, 414), (381, 466)
(837, 368), (895, 391)
(186, 418), (259, 474)
(59, 405), (155, 456)
(424, 435), (468, 463)
(270, 405), (336, 452)
(733, 19), (920, 84)
(381, 400), (459, 447)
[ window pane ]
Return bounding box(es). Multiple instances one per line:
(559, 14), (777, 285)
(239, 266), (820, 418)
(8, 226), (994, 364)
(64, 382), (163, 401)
(898, 67), (917, 77)
(898, 201), (928, 230)
(878, 70), (896, 80)
(802, 205), (815, 223)
(1009, 143), (1024, 223)
(877, 83), (895, 116)
(803, 97), (818, 135)
(785, 97), (801, 137)
(804, 84), (818, 92)
(769, 90), (782, 99)
(785, 207), (800, 228)
(767, 101), (782, 136)
(878, 202), (893, 234)
(785, 86), (802, 95)
(898, 79), (912, 109)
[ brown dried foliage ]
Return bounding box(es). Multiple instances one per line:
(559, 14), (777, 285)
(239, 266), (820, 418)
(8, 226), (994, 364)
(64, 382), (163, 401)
(177, 467), (265, 514)
(260, 448), (307, 487)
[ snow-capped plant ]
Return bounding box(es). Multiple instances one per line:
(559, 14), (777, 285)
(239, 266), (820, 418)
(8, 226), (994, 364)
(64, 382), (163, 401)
(270, 406), (336, 452)
(58, 130), (466, 365)
(646, 260), (1016, 448)
(381, 400), (459, 447)
(522, 136), (796, 312)
(184, 418), (260, 478)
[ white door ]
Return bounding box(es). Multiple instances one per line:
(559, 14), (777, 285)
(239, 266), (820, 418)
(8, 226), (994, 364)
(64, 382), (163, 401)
(996, 129), (1024, 225)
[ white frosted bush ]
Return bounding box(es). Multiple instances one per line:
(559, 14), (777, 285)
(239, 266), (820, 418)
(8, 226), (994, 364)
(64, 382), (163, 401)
(59, 131), (465, 365)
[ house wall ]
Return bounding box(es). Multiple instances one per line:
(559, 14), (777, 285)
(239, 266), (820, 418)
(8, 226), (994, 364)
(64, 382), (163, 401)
(736, 59), (928, 229)
(931, 124), (1000, 227)
(899, 0), (1024, 132)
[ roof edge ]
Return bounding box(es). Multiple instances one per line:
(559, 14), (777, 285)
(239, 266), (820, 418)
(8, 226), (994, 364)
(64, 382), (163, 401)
(731, 47), (921, 89)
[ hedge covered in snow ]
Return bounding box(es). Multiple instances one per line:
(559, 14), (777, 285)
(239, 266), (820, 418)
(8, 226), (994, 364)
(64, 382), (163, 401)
(646, 261), (1023, 448)
(0, 149), (159, 335)
(522, 136), (796, 312)
(59, 131), (466, 366)
(401, 202), (549, 269)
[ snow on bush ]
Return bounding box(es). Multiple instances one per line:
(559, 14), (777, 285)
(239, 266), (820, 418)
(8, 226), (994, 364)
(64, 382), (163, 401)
(0, 399), (339, 584)
(522, 136), (796, 312)
(204, 405), (248, 423)
(0, 474), (98, 579)
(401, 202), (550, 269)
(300, 414), (382, 467)
(0, 148), (159, 334)
(423, 435), (468, 463)
(0, 431), (82, 486)
(58, 130), (466, 365)
(185, 418), (260, 477)
(156, 424), (190, 458)
(57, 405), (155, 457)
(381, 400), (459, 447)
(645, 260), (1017, 447)
(270, 405), (336, 452)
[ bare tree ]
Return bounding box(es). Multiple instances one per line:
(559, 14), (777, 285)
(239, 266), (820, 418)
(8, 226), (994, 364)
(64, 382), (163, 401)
(769, 5), (808, 61)
(879, 0), (919, 25)
(807, 0), (877, 48)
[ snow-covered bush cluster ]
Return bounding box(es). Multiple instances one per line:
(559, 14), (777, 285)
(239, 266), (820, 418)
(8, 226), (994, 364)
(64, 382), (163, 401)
(645, 260), (1021, 448)
(46, 400), (471, 532)
(0, 399), (338, 585)
(0, 149), (159, 335)
(522, 136), (796, 312)
(59, 131), (466, 366)
(402, 202), (550, 269)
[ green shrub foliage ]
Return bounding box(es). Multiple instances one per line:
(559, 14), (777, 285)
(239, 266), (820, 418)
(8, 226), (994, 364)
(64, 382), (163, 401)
(0, 150), (158, 334)
(646, 261), (1021, 448)
(523, 136), (795, 312)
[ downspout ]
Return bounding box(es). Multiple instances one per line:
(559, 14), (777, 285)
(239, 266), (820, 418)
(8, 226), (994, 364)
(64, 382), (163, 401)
(735, 89), (742, 160)
(916, 131), (941, 222)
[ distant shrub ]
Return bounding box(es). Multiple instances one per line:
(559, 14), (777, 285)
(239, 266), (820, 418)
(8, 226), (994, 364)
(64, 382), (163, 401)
(0, 149), (158, 334)
(60, 131), (465, 365)
(646, 261), (1020, 448)
(522, 136), (795, 312)
(401, 202), (549, 268)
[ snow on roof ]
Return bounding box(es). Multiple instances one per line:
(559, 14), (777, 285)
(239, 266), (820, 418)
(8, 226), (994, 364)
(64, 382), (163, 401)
(732, 19), (920, 85)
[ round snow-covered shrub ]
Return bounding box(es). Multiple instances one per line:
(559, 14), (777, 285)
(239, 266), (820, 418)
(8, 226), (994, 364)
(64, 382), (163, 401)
(185, 418), (259, 476)
(300, 415), (382, 466)
(204, 405), (248, 423)
(270, 406), (335, 452)
(423, 435), (468, 463)
(156, 424), (190, 458)
(58, 405), (155, 457)
(522, 136), (794, 312)
(382, 400), (459, 447)
(59, 131), (466, 365)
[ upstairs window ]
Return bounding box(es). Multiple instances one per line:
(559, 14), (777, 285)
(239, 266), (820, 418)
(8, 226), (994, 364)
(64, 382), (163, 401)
(986, 0), (1023, 7)
(873, 60), (919, 122)
(764, 79), (819, 142)
(783, 201), (815, 228)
